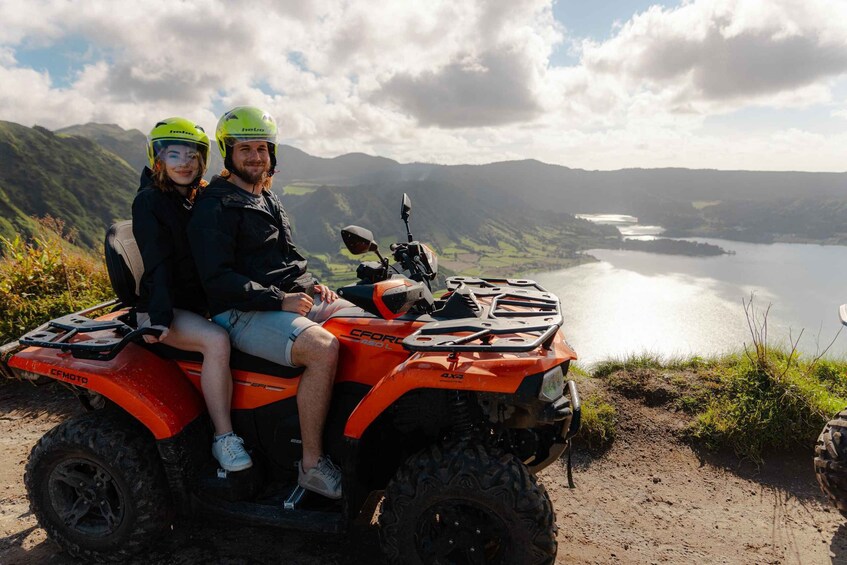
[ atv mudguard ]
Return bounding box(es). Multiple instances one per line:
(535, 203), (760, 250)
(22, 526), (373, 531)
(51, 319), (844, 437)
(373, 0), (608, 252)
(8, 343), (204, 440)
(344, 337), (575, 439)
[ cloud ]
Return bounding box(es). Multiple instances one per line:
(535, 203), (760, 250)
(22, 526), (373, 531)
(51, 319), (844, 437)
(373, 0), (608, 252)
(581, 0), (847, 111)
(376, 48), (542, 127)
(0, 0), (846, 171)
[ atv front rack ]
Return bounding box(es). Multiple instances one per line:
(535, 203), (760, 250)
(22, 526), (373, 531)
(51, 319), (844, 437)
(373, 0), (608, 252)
(18, 301), (161, 361)
(403, 277), (563, 353)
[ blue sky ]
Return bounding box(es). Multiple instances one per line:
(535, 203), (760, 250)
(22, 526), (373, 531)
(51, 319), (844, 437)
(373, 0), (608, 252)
(0, 0), (845, 171)
(550, 0), (672, 65)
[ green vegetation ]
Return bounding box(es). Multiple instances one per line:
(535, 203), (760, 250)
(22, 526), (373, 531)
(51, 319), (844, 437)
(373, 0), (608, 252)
(281, 183), (615, 287)
(282, 184), (319, 196)
(617, 238), (729, 256)
(0, 218), (113, 344)
(568, 366), (618, 451)
(688, 352), (846, 461)
(0, 121), (136, 250)
(593, 353), (711, 379)
(692, 200), (721, 210)
(592, 340), (847, 462)
(578, 392), (618, 450)
(56, 123), (147, 171)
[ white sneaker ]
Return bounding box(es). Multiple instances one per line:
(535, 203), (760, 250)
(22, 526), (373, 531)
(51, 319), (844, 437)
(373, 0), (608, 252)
(212, 433), (253, 472)
(298, 456), (342, 499)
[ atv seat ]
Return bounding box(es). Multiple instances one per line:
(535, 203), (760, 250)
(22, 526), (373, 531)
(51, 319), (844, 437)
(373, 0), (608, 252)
(146, 343), (304, 379)
(105, 221), (304, 380)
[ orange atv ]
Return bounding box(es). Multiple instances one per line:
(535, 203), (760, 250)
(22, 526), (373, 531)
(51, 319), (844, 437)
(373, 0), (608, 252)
(3, 193), (580, 564)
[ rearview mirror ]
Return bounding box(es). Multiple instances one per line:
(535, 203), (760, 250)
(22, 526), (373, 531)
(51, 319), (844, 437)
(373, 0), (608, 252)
(401, 193), (411, 221)
(341, 225), (378, 255)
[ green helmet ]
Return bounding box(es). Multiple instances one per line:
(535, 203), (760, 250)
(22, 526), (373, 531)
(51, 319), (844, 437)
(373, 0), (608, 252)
(146, 117), (210, 171)
(216, 106), (279, 175)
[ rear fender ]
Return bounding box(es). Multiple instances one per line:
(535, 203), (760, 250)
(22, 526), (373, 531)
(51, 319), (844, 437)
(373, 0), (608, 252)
(8, 342), (204, 440)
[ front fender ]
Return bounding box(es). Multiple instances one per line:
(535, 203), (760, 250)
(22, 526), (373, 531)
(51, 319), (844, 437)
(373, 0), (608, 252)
(343, 347), (568, 439)
(8, 342), (204, 440)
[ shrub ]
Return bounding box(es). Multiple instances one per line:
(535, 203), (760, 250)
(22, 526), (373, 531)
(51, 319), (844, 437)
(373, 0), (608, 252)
(688, 297), (847, 462)
(689, 354), (847, 461)
(0, 217), (113, 344)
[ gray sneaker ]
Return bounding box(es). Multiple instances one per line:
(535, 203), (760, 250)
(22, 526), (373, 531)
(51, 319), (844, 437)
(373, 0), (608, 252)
(212, 433), (253, 472)
(298, 456), (342, 499)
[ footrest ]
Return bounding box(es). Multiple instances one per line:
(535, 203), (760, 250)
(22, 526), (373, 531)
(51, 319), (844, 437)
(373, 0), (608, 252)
(284, 485), (307, 510)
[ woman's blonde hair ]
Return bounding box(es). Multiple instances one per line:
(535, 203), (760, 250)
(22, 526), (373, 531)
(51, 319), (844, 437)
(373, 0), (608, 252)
(151, 149), (207, 202)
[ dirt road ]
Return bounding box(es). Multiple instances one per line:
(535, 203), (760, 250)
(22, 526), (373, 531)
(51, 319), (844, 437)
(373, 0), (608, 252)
(1, 379), (845, 564)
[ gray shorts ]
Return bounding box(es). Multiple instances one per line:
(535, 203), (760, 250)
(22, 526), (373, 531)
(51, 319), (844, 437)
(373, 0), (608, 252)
(212, 298), (353, 367)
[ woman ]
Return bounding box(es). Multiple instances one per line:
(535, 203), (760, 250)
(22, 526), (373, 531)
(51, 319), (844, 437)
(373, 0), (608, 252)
(132, 117), (251, 472)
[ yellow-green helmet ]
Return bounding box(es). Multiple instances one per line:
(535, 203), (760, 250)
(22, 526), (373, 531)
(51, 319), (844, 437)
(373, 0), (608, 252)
(146, 117), (210, 171)
(216, 106), (279, 175)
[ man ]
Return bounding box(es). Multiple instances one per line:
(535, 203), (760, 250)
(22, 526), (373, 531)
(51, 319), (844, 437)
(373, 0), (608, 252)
(188, 106), (349, 499)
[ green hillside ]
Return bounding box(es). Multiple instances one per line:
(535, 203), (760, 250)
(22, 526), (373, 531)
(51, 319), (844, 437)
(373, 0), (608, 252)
(0, 122), (135, 248)
(55, 123), (147, 171)
(282, 181), (616, 286)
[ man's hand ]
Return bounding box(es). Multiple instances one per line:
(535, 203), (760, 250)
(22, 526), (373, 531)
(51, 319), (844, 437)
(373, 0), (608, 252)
(142, 325), (170, 344)
(314, 284), (338, 304)
(282, 292), (314, 316)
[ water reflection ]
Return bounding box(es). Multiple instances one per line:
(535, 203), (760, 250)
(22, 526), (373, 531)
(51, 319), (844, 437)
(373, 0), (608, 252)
(532, 239), (847, 366)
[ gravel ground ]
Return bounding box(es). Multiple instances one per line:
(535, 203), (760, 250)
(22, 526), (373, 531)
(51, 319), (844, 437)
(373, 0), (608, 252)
(1, 379), (845, 564)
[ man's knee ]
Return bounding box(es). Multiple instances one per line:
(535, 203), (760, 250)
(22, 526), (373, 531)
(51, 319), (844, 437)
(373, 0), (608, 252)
(293, 326), (338, 366)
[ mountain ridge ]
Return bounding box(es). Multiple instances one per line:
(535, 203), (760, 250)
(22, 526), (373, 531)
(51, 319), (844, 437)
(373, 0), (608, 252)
(4, 120), (847, 277)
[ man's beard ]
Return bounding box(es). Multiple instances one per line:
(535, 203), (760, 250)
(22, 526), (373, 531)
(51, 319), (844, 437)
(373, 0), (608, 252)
(232, 161), (268, 185)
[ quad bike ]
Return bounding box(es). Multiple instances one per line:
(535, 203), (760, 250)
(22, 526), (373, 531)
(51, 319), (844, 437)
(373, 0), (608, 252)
(1, 193), (580, 564)
(815, 304), (847, 516)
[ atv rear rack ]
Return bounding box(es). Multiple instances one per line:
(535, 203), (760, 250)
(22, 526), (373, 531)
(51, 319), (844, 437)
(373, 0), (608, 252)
(18, 300), (161, 361)
(403, 277), (563, 353)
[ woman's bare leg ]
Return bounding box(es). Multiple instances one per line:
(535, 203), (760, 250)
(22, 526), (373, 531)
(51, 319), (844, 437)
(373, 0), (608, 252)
(160, 309), (234, 435)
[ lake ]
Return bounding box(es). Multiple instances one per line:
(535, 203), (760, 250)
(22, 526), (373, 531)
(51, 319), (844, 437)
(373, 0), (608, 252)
(531, 230), (847, 366)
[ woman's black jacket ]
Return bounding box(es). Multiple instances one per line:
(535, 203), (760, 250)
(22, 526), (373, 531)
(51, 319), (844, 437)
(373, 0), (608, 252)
(187, 176), (314, 318)
(131, 168), (207, 327)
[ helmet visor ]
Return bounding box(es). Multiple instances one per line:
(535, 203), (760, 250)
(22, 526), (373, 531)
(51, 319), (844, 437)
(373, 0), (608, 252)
(153, 141), (206, 168)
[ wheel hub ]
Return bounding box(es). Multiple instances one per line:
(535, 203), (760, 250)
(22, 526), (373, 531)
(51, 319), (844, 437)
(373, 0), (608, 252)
(416, 501), (508, 564)
(47, 458), (124, 537)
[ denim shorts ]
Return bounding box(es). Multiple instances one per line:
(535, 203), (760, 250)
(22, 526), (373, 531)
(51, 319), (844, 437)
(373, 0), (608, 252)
(212, 298), (353, 367)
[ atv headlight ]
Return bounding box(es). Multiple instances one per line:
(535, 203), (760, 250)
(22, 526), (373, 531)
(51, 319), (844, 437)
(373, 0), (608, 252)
(539, 365), (564, 402)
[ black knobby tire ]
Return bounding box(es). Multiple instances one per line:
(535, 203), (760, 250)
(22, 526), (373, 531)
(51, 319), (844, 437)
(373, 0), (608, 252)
(379, 442), (558, 565)
(24, 410), (173, 562)
(815, 409), (847, 517)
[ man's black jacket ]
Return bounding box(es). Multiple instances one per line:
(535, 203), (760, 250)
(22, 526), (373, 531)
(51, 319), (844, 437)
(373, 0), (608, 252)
(132, 168), (207, 327)
(187, 176), (312, 317)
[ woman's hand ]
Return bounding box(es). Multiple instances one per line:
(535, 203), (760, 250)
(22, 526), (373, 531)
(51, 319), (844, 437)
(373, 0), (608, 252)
(314, 284), (338, 304)
(142, 325), (170, 344)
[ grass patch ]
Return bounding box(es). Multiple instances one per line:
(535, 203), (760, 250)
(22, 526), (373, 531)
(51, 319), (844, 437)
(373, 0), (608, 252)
(569, 366), (617, 451)
(593, 353), (712, 379)
(688, 351), (847, 462)
(692, 200), (721, 210)
(594, 352), (721, 412)
(0, 217), (113, 344)
(578, 392), (618, 450)
(282, 184), (318, 196)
